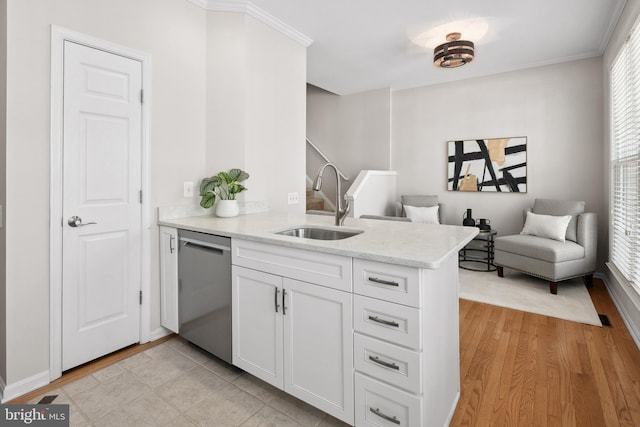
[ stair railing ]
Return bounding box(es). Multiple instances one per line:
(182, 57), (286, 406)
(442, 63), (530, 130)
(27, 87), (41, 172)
(306, 137), (349, 181)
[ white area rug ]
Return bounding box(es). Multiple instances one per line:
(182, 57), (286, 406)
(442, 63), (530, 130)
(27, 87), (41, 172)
(459, 268), (602, 326)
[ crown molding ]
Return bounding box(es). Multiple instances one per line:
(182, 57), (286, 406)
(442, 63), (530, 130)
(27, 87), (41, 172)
(205, 0), (248, 13)
(201, 0), (312, 47)
(598, 0), (627, 54)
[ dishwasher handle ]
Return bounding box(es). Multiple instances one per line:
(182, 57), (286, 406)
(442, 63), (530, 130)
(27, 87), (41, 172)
(179, 237), (230, 253)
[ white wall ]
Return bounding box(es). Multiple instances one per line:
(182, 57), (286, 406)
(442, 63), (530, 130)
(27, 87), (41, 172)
(392, 58), (607, 267)
(307, 85), (391, 204)
(206, 12), (307, 213)
(206, 12), (247, 177)
(5, 0), (207, 387)
(244, 14), (306, 213)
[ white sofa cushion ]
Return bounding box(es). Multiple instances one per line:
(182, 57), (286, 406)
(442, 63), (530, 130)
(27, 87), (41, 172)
(495, 234), (585, 263)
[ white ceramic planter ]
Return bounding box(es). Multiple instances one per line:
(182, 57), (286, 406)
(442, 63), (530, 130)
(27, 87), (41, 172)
(216, 199), (239, 217)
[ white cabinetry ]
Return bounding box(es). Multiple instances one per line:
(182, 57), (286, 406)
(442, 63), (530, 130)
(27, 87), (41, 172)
(353, 256), (459, 427)
(231, 238), (459, 427)
(284, 277), (353, 418)
(159, 226), (178, 333)
(232, 266), (282, 386)
(232, 240), (354, 425)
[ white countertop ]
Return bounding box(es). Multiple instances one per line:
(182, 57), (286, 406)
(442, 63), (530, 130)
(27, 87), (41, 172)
(159, 212), (479, 269)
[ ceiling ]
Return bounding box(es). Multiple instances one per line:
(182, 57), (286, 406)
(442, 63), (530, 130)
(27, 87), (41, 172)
(244, 0), (627, 95)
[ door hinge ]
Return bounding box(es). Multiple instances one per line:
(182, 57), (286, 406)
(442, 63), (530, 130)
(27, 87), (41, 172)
(139, 190), (143, 204)
(139, 290), (143, 305)
(140, 89), (144, 104)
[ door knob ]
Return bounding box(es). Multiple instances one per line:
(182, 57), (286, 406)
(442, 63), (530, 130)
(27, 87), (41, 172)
(68, 216), (97, 227)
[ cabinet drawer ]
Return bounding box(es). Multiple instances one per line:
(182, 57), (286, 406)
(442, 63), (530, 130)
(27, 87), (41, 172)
(355, 373), (422, 427)
(354, 295), (421, 350)
(353, 259), (421, 307)
(354, 333), (421, 394)
(232, 239), (352, 292)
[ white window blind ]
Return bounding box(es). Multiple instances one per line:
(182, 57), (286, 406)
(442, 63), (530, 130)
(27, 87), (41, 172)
(610, 19), (640, 293)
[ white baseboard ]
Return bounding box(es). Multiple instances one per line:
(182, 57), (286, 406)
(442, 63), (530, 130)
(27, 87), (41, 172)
(600, 266), (640, 350)
(0, 370), (50, 403)
(150, 327), (174, 342)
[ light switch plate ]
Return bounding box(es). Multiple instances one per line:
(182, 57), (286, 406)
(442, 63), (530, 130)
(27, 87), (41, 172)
(287, 192), (299, 205)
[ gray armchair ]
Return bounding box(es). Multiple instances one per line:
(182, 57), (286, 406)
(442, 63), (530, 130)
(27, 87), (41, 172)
(494, 199), (597, 294)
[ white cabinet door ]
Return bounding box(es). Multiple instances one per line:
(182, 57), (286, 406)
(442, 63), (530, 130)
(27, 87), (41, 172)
(283, 278), (354, 425)
(159, 226), (179, 333)
(232, 266), (284, 389)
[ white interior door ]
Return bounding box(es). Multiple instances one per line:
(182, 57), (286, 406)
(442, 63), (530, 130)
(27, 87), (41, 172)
(62, 41), (143, 371)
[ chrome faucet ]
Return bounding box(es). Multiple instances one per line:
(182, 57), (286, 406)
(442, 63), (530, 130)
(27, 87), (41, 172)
(312, 162), (351, 226)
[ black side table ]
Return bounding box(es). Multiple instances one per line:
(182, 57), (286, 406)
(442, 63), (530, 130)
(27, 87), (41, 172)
(459, 229), (497, 272)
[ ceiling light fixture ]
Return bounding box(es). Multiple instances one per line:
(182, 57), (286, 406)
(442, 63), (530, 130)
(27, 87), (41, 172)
(433, 32), (474, 68)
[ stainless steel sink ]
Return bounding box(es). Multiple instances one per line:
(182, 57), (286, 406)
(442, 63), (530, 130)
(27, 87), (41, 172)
(275, 226), (363, 240)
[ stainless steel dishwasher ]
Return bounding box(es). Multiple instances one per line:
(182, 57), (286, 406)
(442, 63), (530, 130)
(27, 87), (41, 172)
(178, 229), (232, 363)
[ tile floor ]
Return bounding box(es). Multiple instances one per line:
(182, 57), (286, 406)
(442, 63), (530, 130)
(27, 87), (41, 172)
(30, 336), (350, 426)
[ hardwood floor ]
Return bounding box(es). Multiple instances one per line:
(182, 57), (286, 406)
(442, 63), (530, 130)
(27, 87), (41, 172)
(452, 278), (640, 427)
(8, 278), (640, 427)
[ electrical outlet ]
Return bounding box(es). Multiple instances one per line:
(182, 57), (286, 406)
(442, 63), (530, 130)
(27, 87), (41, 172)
(287, 192), (299, 205)
(184, 182), (194, 197)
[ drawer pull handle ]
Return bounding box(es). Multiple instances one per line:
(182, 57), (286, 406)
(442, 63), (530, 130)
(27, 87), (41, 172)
(282, 289), (287, 315)
(368, 276), (399, 287)
(368, 315), (399, 328)
(369, 355), (400, 370)
(370, 407), (400, 425)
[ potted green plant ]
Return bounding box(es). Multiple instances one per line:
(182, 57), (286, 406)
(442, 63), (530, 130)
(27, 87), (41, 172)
(199, 168), (250, 217)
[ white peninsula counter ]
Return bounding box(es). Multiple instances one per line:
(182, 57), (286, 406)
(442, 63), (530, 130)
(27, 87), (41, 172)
(158, 212), (478, 427)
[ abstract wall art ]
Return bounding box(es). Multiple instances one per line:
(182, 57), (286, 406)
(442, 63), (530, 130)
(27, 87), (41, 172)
(447, 137), (527, 193)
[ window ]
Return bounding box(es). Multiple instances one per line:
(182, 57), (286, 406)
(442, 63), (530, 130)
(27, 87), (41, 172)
(610, 19), (640, 293)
